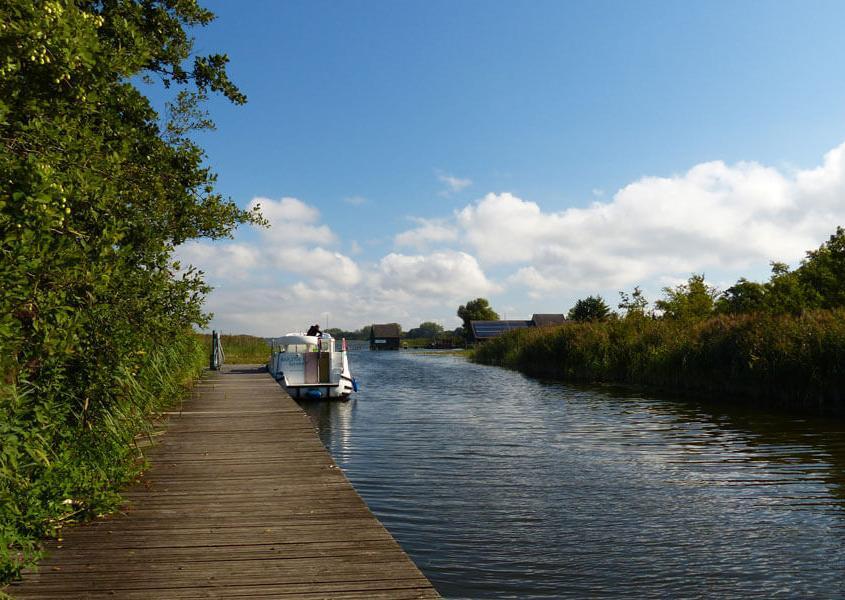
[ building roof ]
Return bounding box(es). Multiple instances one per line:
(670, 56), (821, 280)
(531, 314), (568, 327)
(371, 323), (402, 338)
(470, 320), (533, 340)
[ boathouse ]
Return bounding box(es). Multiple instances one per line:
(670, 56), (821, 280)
(370, 323), (402, 350)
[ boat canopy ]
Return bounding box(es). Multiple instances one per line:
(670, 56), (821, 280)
(275, 333), (335, 351)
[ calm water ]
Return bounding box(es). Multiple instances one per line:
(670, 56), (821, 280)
(299, 351), (845, 599)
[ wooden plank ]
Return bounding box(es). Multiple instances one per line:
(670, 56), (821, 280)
(9, 578), (440, 600)
(4, 365), (439, 599)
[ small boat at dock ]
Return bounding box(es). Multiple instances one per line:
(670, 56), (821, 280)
(268, 333), (357, 400)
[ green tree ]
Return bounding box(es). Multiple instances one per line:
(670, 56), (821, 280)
(715, 278), (768, 314)
(797, 226), (845, 309)
(568, 295), (611, 322)
(457, 298), (499, 340)
(618, 286), (649, 318)
(765, 262), (811, 315)
(0, 0), (260, 579)
(655, 274), (717, 321)
(406, 321), (444, 339)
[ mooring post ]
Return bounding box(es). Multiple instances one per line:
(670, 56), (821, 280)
(210, 330), (220, 370)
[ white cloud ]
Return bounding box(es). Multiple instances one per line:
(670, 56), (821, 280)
(456, 145), (845, 295)
(270, 246), (361, 287)
(249, 196), (336, 245)
(177, 143), (845, 334)
(394, 218), (459, 250)
(436, 170), (472, 196)
(174, 241), (260, 281)
(343, 195), (368, 206)
(376, 251), (498, 299)
(175, 197), (366, 333)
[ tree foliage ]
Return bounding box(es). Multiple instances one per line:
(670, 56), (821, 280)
(655, 274), (718, 321)
(406, 321), (444, 339)
(0, 0), (259, 580)
(457, 298), (499, 339)
(715, 227), (845, 316)
(567, 295), (611, 322)
(618, 286), (649, 319)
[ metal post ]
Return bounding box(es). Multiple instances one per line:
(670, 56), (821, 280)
(210, 330), (220, 370)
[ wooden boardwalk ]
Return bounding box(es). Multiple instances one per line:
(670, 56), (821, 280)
(6, 366), (439, 599)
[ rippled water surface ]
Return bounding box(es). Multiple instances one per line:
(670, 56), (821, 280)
(299, 351), (845, 599)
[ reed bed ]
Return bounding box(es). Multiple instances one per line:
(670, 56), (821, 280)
(473, 309), (845, 411)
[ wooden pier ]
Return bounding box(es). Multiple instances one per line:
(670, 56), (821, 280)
(6, 366), (439, 599)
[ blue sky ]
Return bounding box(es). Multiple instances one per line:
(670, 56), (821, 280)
(169, 1), (845, 334)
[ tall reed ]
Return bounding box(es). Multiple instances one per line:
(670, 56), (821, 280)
(474, 309), (845, 410)
(0, 333), (206, 581)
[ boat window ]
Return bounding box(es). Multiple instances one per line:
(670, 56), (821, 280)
(285, 344), (312, 353)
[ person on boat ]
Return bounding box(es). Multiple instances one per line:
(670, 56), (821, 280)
(306, 324), (322, 337)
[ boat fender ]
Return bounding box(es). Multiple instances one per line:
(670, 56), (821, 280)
(351, 378), (358, 392)
(306, 389), (323, 399)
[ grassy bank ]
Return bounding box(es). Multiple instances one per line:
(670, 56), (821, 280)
(473, 310), (845, 411)
(195, 333), (270, 364)
(0, 334), (206, 582)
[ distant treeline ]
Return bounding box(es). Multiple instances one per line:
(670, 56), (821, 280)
(474, 228), (845, 411)
(324, 322), (463, 344)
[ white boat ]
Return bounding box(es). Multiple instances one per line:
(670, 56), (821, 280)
(267, 333), (357, 400)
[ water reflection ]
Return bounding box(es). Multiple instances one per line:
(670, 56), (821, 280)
(299, 351), (845, 599)
(300, 396), (355, 459)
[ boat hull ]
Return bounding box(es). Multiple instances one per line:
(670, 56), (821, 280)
(281, 381), (353, 401)
(267, 335), (356, 401)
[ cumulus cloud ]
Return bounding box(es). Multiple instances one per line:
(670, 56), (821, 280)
(394, 218), (459, 250)
(174, 241), (260, 280)
(176, 143), (845, 334)
(376, 251), (498, 299)
(270, 246), (362, 287)
(436, 170), (472, 196)
(248, 196), (336, 245)
(175, 196), (364, 328)
(456, 144), (845, 294)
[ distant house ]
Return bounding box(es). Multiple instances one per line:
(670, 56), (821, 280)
(531, 314), (568, 327)
(469, 314), (568, 343)
(370, 323), (402, 350)
(470, 320), (533, 342)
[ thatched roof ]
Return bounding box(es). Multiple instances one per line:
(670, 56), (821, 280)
(531, 314), (568, 327)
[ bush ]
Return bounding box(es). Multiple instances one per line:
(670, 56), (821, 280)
(0, 0), (258, 581)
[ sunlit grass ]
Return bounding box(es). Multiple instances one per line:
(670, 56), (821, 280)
(194, 333), (270, 364)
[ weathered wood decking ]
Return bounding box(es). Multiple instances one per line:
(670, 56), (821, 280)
(6, 366), (439, 599)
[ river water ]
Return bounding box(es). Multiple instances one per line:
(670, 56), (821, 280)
(299, 351), (845, 599)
